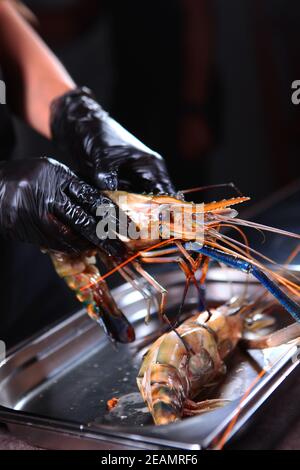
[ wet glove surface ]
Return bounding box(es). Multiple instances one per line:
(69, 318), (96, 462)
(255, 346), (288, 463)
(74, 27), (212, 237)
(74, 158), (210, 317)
(0, 157), (118, 253)
(50, 87), (175, 194)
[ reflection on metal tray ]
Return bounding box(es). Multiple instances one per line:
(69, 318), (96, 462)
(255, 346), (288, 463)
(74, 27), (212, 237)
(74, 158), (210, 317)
(0, 267), (299, 450)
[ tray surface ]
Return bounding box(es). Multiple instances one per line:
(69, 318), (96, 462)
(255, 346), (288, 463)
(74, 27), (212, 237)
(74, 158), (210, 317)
(0, 267), (299, 449)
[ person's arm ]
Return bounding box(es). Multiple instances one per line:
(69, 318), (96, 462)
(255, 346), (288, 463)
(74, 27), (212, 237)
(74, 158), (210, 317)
(0, 1), (175, 194)
(0, 0), (75, 137)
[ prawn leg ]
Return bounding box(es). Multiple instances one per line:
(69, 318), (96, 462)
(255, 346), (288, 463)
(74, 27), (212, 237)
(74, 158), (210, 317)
(140, 254), (204, 322)
(133, 262), (167, 322)
(199, 255), (210, 285)
(172, 241), (209, 310)
(119, 265), (154, 323)
(183, 398), (230, 416)
(243, 322), (300, 349)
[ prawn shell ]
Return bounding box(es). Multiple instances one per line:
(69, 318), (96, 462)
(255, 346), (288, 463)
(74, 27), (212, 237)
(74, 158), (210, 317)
(137, 303), (245, 425)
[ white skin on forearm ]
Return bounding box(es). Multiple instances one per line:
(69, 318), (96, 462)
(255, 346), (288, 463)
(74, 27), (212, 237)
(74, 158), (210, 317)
(0, 0), (75, 137)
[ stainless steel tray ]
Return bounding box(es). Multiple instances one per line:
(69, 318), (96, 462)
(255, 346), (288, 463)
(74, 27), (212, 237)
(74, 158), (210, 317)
(0, 267), (299, 450)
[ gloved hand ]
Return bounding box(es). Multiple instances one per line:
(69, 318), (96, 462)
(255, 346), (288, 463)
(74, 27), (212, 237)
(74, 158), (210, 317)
(50, 87), (175, 194)
(0, 157), (119, 253)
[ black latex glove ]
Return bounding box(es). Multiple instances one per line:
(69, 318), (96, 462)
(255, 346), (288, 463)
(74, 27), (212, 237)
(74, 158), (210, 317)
(0, 157), (119, 254)
(50, 87), (175, 194)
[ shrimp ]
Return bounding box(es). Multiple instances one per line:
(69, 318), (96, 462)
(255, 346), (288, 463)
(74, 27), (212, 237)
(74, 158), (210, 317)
(50, 189), (300, 342)
(50, 251), (135, 343)
(137, 297), (300, 425)
(103, 191), (300, 325)
(49, 191), (249, 342)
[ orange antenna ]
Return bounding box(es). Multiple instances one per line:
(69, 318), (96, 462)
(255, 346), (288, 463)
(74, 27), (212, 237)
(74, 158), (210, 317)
(181, 182), (244, 197)
(80, 238), (178, 291)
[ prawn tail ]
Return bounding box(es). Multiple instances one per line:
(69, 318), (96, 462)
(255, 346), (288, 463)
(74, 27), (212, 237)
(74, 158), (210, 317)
(137, 363), (186, 425)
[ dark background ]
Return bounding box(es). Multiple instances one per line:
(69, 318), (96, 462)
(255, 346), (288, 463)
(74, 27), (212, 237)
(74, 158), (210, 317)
(1, 0), (300, 450)
(3, 0), (300, 343)
(13, 0), (300, 198)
